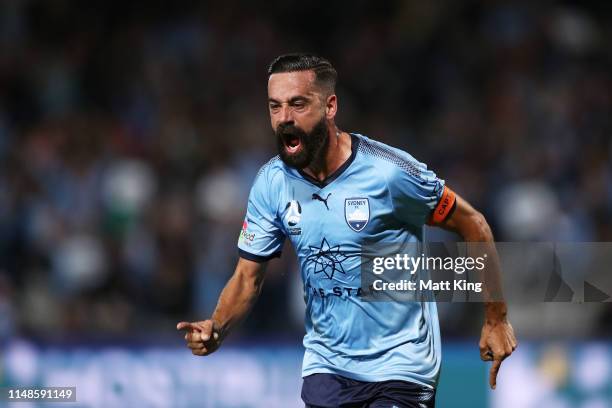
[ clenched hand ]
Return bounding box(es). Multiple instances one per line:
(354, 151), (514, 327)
(479, 320), (517, 389)
(177, 320), (222, 356)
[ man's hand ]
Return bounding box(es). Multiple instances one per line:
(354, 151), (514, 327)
(177, 320), (222, 356)
(176, 258), (266, 357)
(479, 319), (517, 389)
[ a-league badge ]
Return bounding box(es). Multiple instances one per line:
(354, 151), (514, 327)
(284, 200), (302, 235)
(344, 197), (370, 232)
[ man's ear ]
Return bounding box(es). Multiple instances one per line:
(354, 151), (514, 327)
(326, 94), (337, 119)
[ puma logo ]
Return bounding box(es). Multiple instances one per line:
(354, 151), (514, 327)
(312, 192), (331, 210)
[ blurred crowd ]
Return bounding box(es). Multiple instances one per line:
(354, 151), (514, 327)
(0, 0), (610, 341)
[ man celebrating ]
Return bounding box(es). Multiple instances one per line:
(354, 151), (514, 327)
(177, 54), (516, 407)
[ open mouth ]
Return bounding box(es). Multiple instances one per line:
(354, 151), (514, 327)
(283, 133), (302, 154)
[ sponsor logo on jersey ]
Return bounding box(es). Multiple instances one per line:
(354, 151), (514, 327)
(238, 219), (255, 245)
(312, 192), (331, 210)
(306, 237), (360, 280)
(345, 197), (370, 232)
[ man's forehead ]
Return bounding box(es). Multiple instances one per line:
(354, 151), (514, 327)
(268, 71), (319, 98)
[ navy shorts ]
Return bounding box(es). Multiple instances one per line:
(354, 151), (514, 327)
(301, 373), (436, 408)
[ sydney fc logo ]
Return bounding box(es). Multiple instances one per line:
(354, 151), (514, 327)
(345, 197), (370, 232)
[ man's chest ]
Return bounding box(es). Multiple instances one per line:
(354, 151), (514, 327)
(277, 175), (395, 252)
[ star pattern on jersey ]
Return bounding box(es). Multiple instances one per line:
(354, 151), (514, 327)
(306, 238), (358, 280)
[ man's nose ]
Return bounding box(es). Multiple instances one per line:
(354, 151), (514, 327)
(278, 105), (293, 124)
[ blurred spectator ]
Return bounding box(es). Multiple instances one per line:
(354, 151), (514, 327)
(0, 0), (609, 339)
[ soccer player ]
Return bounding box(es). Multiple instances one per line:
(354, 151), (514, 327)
(177, 54), (517, 407)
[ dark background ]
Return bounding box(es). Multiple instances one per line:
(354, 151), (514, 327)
(0, 0), (610, 344)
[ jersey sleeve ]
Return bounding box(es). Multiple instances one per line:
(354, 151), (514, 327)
(237, 166), (286, 262)
(387, 156), (456, 227)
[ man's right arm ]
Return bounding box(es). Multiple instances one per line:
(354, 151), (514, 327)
(176, 257), (267, 356)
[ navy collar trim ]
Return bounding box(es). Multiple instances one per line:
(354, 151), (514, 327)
(297, 133), (359, 189)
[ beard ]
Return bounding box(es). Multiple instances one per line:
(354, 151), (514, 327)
(275, 118), (329, 169)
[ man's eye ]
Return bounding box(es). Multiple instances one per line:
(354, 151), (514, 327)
(269, 105), (280, 110)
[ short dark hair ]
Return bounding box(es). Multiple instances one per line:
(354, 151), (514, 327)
(267, 53), (337, 94)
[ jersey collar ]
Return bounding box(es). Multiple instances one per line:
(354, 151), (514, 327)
(297, 133), (360, 188)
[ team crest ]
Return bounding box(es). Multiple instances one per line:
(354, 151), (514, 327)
(345, 198), (370, 232)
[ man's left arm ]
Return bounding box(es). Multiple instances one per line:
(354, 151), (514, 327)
(430, 189), (518, 390)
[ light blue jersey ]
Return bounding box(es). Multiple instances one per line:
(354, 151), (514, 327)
(237, 133), (451, 388)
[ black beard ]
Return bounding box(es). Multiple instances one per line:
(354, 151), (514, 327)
(276, 118), (329, 169)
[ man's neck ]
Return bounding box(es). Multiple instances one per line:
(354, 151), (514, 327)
(303, 130), (352, 182)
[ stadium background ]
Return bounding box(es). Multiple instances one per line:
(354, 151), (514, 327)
(0, 0), (610, 406)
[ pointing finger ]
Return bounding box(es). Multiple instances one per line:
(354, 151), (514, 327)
(489, 358), (502, 389)
(177, 322), (197, 332)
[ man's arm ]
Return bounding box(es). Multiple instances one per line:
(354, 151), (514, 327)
(432, 192), (518, 389)
(176, 257), (267, 356)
